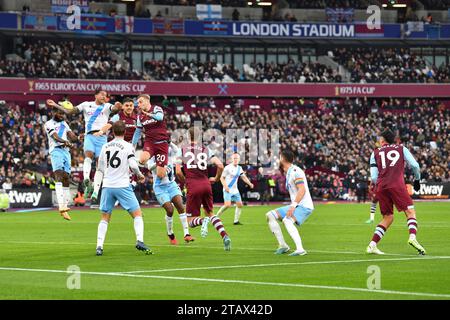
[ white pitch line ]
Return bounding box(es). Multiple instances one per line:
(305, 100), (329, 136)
(0, 240), (426, 257)
(0, 266), (449, 299)
(120, 256), (450, 274)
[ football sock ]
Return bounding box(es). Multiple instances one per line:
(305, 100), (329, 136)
(407, 218), (418, 240)
(96, 220), (108, 248)
(370, 224), (386, 246)
(134, 216), (144, 242)
(83, 157), (93, 182)
(178, 213), (189, 236)
(63, 187), (71, 209)
(370, 202), (376, 220)
(189, 217), (203, 228)
(216, 205), (228, 217)
(55, 182), (65, 211)
(210, 215), (227, 238)
(92, 171), (103, 195)
(283, 217), (304, 252)
(165, 215), (174, 235)
(234, 207), (242, 223)
(267, 211), (288, 248)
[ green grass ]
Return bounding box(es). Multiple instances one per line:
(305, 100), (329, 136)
(0, 202), (449, 300)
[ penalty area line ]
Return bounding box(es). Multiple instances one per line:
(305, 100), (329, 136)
(0, 266), (449, 299)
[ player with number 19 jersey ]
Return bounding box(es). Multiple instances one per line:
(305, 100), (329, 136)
(370, 144), (418, 216)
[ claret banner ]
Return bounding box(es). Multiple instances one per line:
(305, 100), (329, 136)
(1, 78), (450, 98)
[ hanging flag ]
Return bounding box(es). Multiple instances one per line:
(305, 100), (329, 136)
(196, 4), (222, 20)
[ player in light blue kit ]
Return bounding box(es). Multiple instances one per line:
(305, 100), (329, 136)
(94, 121), (152, 256)
(147, 143), (194, 245)
(47, 90), (122, 197)
(216, 153), (254, 225)
(266, 150), (314, 256)
(44, 108), (79, 220)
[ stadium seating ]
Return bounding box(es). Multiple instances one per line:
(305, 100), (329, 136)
(2, 40), (449, 83)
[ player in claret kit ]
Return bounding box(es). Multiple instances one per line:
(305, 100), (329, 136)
(266, 150), (314, 256)
(46, 90), (122, 197)
(94, 121), (152, 256)
(132, 94), (169, 180)
(175, 127), (232, 251)
(91, 97), (139, 201)
(44, 108), (79, 220)
(366, 129), (425, 255)
(148, 142), (194, 244)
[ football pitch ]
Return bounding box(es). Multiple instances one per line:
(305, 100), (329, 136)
(0, 202), (449, 300)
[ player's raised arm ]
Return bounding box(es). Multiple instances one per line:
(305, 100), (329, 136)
(46, 99), (80, 115)
(369, 151), (378, 184)
(403, 146), (421, 191)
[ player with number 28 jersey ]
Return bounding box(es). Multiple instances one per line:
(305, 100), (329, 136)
(175, 128), (231, 251)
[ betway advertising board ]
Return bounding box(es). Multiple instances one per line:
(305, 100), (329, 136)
(412, 183), (450, 200)
(7, 189), (53, 208)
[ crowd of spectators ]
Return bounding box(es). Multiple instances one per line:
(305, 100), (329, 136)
(332, 47), (450, 83)
(419, 0), (450, 10)
(2, 40), (450, 84)
(153, 0), (248, 7)
(286, 0), (380, 9)
(1, 97), (449, 200)
(0, 40), (140, 80)
(163, 97), (449, 200)
(144, 58), (341, 83)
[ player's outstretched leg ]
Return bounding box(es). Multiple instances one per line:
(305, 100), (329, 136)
(283, 217), (307, 256)
(266, 211), (290, 254)
(209, 215), (231, 251)
(406, 210), (426, 255)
